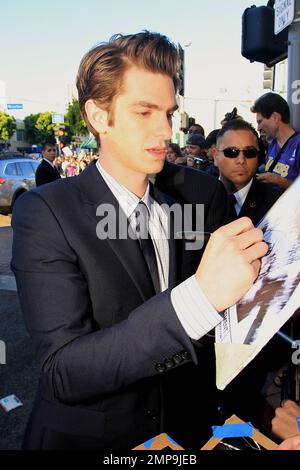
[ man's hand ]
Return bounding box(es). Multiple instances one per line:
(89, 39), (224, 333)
(277, 434), (300, 450)
(195, 217), (268, 312)
(256, 172), (292, 189)
(272, 400), (300, 440)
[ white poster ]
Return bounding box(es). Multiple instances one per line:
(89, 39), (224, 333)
(215, 177), (300, 390)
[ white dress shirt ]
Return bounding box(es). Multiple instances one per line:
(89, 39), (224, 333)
(233, 179), (253, 215)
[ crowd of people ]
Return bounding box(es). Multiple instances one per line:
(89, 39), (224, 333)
(12, 31), (300, 452)
(34, 145), (98, 186)
(55, 152), (97, 178)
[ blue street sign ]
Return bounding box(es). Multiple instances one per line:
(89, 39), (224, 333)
(51, 113), (64, 124)
(7, 103), (23, 110)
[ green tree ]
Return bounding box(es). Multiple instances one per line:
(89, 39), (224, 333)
(35, 112), (56, 144)
(65, 98), (87, 138)
(23, 113), (40, 144)
(0, 112), (16, 143)
(24, 112), (56, 145)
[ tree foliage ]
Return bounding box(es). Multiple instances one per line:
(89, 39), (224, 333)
(23, 100), (87, 146)
(23, 114), (39, 144)
(24, 112), (56, 145)
(0, 112), (16, 142)
(65, 98), (87, 137)
(35, 112), (57, 144)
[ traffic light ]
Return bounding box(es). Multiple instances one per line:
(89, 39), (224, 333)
(263, 65), (275, 90)
(178, 45), (185, 97)
(241, 5), (288, 66)
(180, 112), (189, 133)
(54, 124), (65, 138)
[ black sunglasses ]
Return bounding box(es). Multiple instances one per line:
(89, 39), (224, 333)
(218, 146), (259, 159)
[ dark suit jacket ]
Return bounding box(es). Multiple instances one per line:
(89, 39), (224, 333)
(35, 159), (61, 187)
(238, 177), (283, 226)
(156, 162), (226, 232)
(11, 161), (227, 450)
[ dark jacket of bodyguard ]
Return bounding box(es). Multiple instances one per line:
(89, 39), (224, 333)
(237, 177), (282, 226)
(11, 32), (267, 451)
(35, 143), (61, 187)
(35, 158), (61, 186)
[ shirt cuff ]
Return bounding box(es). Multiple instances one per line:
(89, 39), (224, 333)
(171, 275), (223, 340)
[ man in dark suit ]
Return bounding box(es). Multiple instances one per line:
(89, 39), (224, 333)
(11, 32), (267, 450)
(212, 119), (284, 428)
(35, 142), (61, 186)
(213, 120), (282, 226)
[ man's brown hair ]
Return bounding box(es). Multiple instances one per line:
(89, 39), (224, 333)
(251, 92), (290, 124)
(76, 31), (181, 144)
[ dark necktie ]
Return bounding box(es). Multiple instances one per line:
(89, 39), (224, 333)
(134, 201), (161, 294)
(227, 193), (237, 222)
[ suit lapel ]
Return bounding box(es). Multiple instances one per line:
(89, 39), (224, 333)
(151, 184), (179, 288)
(76, 162), (156, 301)
(43, 159), (60, 178)
(239, 179), (258, 221)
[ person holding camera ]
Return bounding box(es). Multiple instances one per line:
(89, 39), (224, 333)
(186, 134), (209, 171)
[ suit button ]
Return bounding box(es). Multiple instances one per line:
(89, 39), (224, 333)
(146, 409), (158, 421)
(173, 353), (183, 364)
(180, 350), (191, 361)
(164, 359), (174, 369)
(155, 363), (165, 373)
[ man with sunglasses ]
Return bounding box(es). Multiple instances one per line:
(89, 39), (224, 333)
(213, 120), (282, 226)
(213, 120), (285, 428)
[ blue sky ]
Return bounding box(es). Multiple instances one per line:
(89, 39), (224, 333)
(0, 0), (266, 131)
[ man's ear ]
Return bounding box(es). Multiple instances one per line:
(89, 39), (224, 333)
(212, 146), (219, 167)
(272, 111), (281, 125)
(85, 100), (108, 134)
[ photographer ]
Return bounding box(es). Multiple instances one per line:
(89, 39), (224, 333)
(186, 134), (209, 171)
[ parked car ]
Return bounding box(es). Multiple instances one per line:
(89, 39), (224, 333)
(0, 152), (40, 214)
(27, 152), (43, 161)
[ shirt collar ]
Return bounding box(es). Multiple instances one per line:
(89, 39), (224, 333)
(43, 158), (55, 168)
(96, 159), (152, 220)
(233, 178), (253, 210)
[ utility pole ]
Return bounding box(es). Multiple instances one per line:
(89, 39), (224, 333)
(287, 0), (300, 131)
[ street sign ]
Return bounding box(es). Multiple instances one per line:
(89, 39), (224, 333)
(51, 113), (64, 124)
(7, 103), (23, 110)
(275, 0), (295, 35)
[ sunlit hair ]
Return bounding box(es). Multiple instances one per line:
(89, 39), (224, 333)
(217, 119), (259, 144)
(251, 92), (290, 124)
(76, 31), (181, 145)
